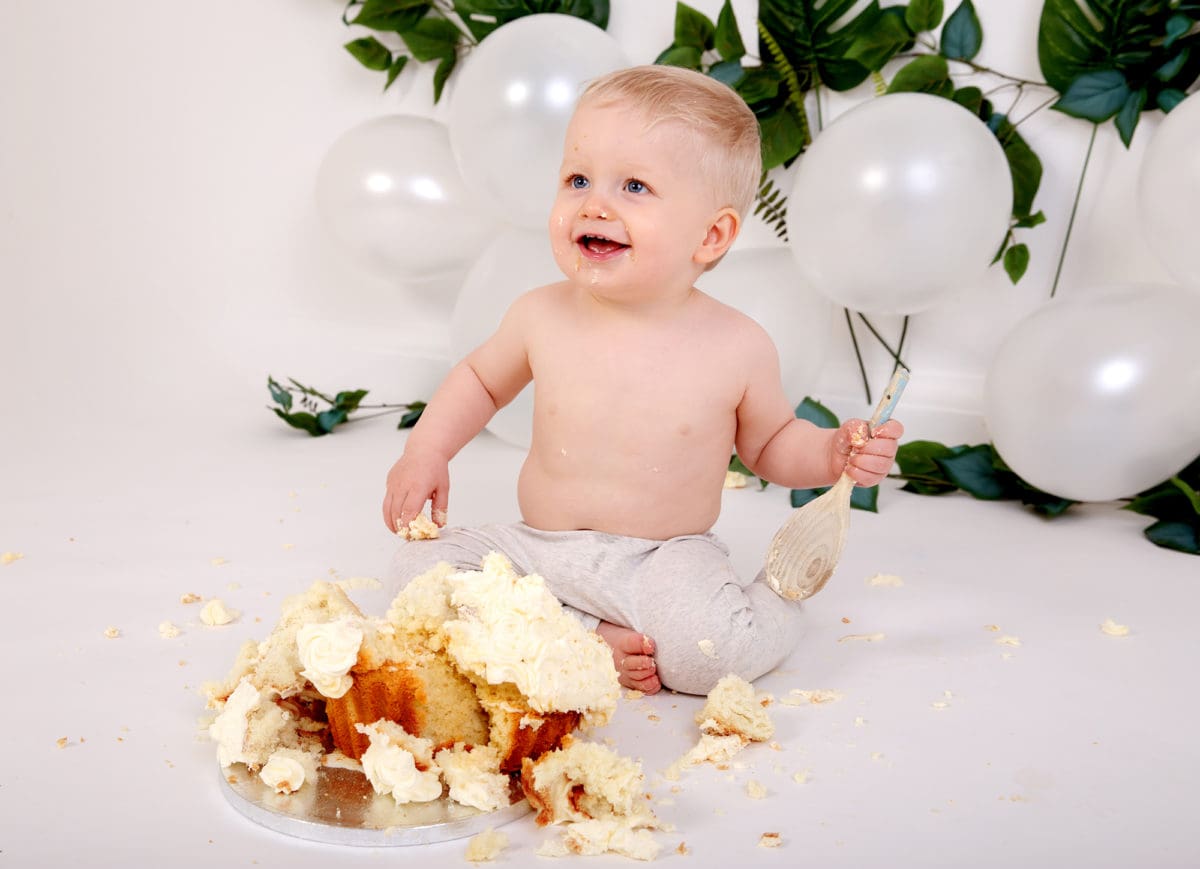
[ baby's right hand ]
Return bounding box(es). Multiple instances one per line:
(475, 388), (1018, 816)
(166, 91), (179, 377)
(382, 452), (449, 534)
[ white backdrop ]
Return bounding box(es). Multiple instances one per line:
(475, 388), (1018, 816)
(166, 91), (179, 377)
(0, 0), (1179, 466)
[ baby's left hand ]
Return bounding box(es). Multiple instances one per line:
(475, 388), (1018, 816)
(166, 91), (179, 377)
(834, 418), (904, 487)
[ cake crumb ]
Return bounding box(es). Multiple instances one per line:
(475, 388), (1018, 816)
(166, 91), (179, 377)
(159, 621), (180, 639)
(758, 832), (782, 848)
(996, 635), (1021, 647)
(793, 770), (810, 784)
(838, 632), (885, 643)
(746, 780), (767, 799)
(983, 624), (1000, 632)
(200, 599), (237, 626)
(56, 737), (68, 748)
(697, 639), (717, 658)
(397, 512), (440, 541)
(723, 470), (748, 489)
(464, 828), (508, 862)
(1100, 619), (1130, 637)
(1, 551), (24, 565)
(211, 557), (228, 567)
(866, 573), (904, 587)
(180, 592), (202, 604)
(625, 689), (645, 701)
(841, 616), (851, 623)
(676, 841), (689, 855)
(103, 626), (121, 639)
(781, 688), (843, 706)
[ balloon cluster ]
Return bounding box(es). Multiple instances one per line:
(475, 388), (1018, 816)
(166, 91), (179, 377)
(314, 14), (1199, 498)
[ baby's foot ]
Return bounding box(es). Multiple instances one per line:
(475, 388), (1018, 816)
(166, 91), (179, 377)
(596, 621), (660, 695)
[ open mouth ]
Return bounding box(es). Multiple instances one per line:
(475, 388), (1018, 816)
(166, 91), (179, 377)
(576, 233), (630, 260)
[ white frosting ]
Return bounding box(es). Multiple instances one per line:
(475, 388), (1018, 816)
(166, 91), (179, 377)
(296, 617), (363, 699)
(357, 722), (442, 803)
(200, 598), (236, 626)
(441, 553), (618, 717)
(260, 751), (306, 793)
(209, 678), (259, 767)
(436, 745), (509, 812)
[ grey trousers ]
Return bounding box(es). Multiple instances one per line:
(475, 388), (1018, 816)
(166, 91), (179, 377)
(387, 523), (804, 695)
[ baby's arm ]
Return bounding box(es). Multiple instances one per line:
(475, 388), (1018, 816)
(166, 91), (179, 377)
(732, 326), (902, 489)
(381, 294), (535, 533)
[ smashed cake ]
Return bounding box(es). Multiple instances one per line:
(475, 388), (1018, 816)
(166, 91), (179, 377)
(204, 553), (619, 811)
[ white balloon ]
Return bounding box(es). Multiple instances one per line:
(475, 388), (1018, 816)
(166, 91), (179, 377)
(984, 284), (1200, 502)
(695, 248), (834, 404)
(315, 115), (496, 282)
(787, 93), (1012, 316)
(1137, 92), (1200, 292)
(452, 228), (563, 448)
(447, 14), (629, 229)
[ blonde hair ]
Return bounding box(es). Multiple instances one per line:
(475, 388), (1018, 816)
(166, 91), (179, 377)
(579, 65), (762, 217)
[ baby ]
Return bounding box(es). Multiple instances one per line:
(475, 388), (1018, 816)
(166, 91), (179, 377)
(382, 65), (902, 695)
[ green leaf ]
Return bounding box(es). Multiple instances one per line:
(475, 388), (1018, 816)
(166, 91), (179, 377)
(735, 67), (781, 104)
(345, 36), (393, 71)
(895, 439), (958, 495)
(1143, 519), (1200, 555)
(850, 484), (879, 512)
(757, 102), (807, 170)
(708, 59), (745, 88)
(1053, 69), (1131, 122)
(1164, 12), (1194, 49)
(1158, 88), (1188, 112)
(1155, 48), (1191, 81)
(1003, 243), (1030, 284)
(795, 396), (839, 429)
(433, 53), (457, 102)
(1038, 0), (1200, 101)
(1115, 87), (1148, 146)
(401, 16), (460, 62)
(350, 0), (431, 33)
(714, 0), (745, 61)
(398, 401), (427, 429)
(941, 0), (982, 61)
(385, 54), (410, 90)
(887, 54), (952, 94)
(907, 0), (944, 32)
(333, 389), (369, 413)
(267, 376), (293, 412)
(317, 408), (349, 433)
(845, 10), (913, 72)
(674, 2), (716, 51)
(988, 113), (1043, 219)
(951, 85), (984, 115)
(273, 408), (326, 437)
(655, 44), (704, 69)
(757, 0), (885, 93)
(791, 486), (822, 508)
(935, 444), (1007, 500)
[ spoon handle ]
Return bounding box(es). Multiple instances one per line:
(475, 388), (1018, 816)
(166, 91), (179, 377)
(868, 367), (910, 435)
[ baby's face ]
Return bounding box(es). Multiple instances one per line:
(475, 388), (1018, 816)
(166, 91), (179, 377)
(549, 100), (722, 303)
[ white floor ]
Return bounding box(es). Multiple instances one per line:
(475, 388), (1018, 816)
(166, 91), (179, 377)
(3, 410), (1196, 868)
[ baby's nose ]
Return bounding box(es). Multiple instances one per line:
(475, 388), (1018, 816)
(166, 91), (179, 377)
(579, 195), (610, 220)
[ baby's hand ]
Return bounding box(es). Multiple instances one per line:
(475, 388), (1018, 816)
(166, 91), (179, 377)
(382, 452), (449, 534)
(833, 418), (904, 487)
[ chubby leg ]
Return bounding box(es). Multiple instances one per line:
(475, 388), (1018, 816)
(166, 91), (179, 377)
(625, 535), (804, 696)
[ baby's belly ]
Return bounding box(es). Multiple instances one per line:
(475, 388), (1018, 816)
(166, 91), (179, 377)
(517, 459), (723, 540)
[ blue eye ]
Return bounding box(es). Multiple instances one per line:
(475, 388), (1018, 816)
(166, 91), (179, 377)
(625, 179), (647, 194)
(569, 175), (589, 189)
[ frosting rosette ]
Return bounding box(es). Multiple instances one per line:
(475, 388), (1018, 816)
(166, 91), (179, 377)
(296, 617), (363, 698)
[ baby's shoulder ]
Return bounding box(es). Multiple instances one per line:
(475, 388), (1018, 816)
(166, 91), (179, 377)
(692, 290), (774, 346)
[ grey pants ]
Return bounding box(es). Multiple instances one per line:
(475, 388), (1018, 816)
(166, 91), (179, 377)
(387, 523), (804, 695)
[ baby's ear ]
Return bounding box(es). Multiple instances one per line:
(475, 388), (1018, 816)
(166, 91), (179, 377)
(694, 207), (741, 266)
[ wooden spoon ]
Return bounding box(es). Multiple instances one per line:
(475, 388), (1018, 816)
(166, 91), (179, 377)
(764, 367), (909, 601)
